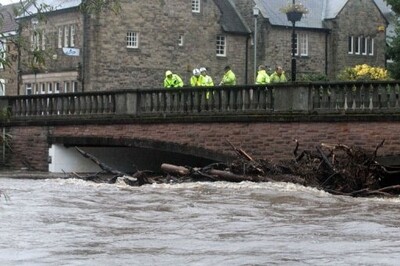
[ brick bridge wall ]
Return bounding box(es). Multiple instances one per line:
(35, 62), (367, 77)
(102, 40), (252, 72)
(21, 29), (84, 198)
(7, 121), (400, 172)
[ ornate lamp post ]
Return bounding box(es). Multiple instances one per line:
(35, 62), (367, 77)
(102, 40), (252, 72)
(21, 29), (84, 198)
(253, 6), (260, 83)
(284, 0), (306, 82)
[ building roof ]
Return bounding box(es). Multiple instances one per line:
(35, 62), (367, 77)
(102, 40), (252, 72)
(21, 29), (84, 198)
(255, 0), (392, 29)
(19, 0), (81, 18)
(213, 0), (251, 35)
(0, 3), (19, 34)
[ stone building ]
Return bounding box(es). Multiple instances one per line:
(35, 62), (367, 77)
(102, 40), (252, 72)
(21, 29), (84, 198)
(0, 3), (19, 95)
(3, 0), (395, 95)
(82, 0), (251, 91)
(16, 0), (250, 94)
(235, 0), (391, 80)
(17, 0), (82, 95)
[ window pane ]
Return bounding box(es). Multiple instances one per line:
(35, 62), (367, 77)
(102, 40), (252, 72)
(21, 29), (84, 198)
(216, 35), (226, 56)
(361, 36), (366, 55)
(72, 81), (78, 92)
(64, 26), (69, 47)
(41, 30), (46, 50)
(300, 33), (308, 56)
(55, 82), (60, 93)
(58, 27), (63, 48)
(192, 0), (200, 13)
(179, 35), (184, 46)
(355, 37), (360, 54)
(70, 25), (75, 47)
(0, 79), (5, 95)
(368, 38), (374, 55)
(0, 42), (5, 69)
(48, 82), (53, 93)
(64, 81), (70, 93)
(40, 83), (45, 94)
(126, 32), (138, 48)
(348, 36), (353, 54)
(26, 83), (32, 95)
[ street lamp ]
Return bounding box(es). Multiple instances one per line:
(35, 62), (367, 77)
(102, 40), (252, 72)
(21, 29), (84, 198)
(285, 0), (304, 82)
(253, 6), (260, 83)
(286, 0), (308, 81)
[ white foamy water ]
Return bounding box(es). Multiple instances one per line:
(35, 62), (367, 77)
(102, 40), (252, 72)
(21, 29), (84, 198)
(1, 177), (400, 265)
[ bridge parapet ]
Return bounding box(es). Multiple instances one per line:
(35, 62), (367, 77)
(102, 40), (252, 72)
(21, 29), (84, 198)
(1, 81), (400, 124)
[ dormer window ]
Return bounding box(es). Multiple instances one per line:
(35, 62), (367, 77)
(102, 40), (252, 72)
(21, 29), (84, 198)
(192, 0), (200, 13)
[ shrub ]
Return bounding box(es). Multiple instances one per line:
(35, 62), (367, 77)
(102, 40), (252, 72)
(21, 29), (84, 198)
(297, 73), (328, 82)
(337, 64), (390, 81)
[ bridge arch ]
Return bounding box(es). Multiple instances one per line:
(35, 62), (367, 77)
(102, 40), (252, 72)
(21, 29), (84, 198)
(49, 136), (234, 173)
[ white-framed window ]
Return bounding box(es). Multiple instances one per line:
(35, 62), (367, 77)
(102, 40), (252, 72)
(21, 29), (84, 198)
(361, 36), (367, 55)
(64, 25), (69, 48)
(355, 36), (361, 55)
(178, 35), (184, 46)
(40, 83), (45, 94)
(192, 0), (200, 13)
(47, 82), (53, 94)
(0, 40), (5, 69)
(216, 35), (226, 57)
(368, 37), (374, 56)
(70, 25), (76, 47)
(72, 81), (78, 92)
(34, 84), (39, 94)
(348, 35), (374, 56)
(299, 33), (308, 56)
(26, 83), (32, 95)
(64, 81), (70, 93)
(126, 31), (139, 48)
(54, 82), (60, 93)
(58, 25), (76, 48)
(31, 31), (42, 51)
(0, 79), (5, 96)
(348, 36), (354, 54)
(41, 29), (46, 50)
(58, 27), (63, 48)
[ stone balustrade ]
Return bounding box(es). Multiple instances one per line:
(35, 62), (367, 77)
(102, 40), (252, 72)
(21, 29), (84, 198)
(1, 81), (400, 123)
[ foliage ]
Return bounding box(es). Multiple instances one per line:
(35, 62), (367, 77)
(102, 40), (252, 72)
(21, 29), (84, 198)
(0, 130), (13, 151)
(385, 0), (400, 79)
(279, 2), (309, 14)
(0, 107), (11, 122)
(337, 64), (390, 81)
(297, 73), (328, 82)
(387, 20), (400, 79)
(384, 0), (400, 14)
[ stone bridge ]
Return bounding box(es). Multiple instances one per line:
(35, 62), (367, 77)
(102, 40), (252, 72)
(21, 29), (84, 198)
(1, 81), (400, 172)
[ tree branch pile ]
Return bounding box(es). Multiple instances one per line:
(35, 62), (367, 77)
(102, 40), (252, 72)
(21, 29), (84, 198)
(71, 139), (400, 198)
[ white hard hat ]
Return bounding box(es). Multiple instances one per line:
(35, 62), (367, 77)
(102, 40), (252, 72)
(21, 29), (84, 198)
(193, 68), (200, 76)
(199, 67), (207, 72)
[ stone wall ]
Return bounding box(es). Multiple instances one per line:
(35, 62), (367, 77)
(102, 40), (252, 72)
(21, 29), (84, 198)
(328, 0), (387, 79)
(6, 121), (400, 171)
(263, 27), (328, 78)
